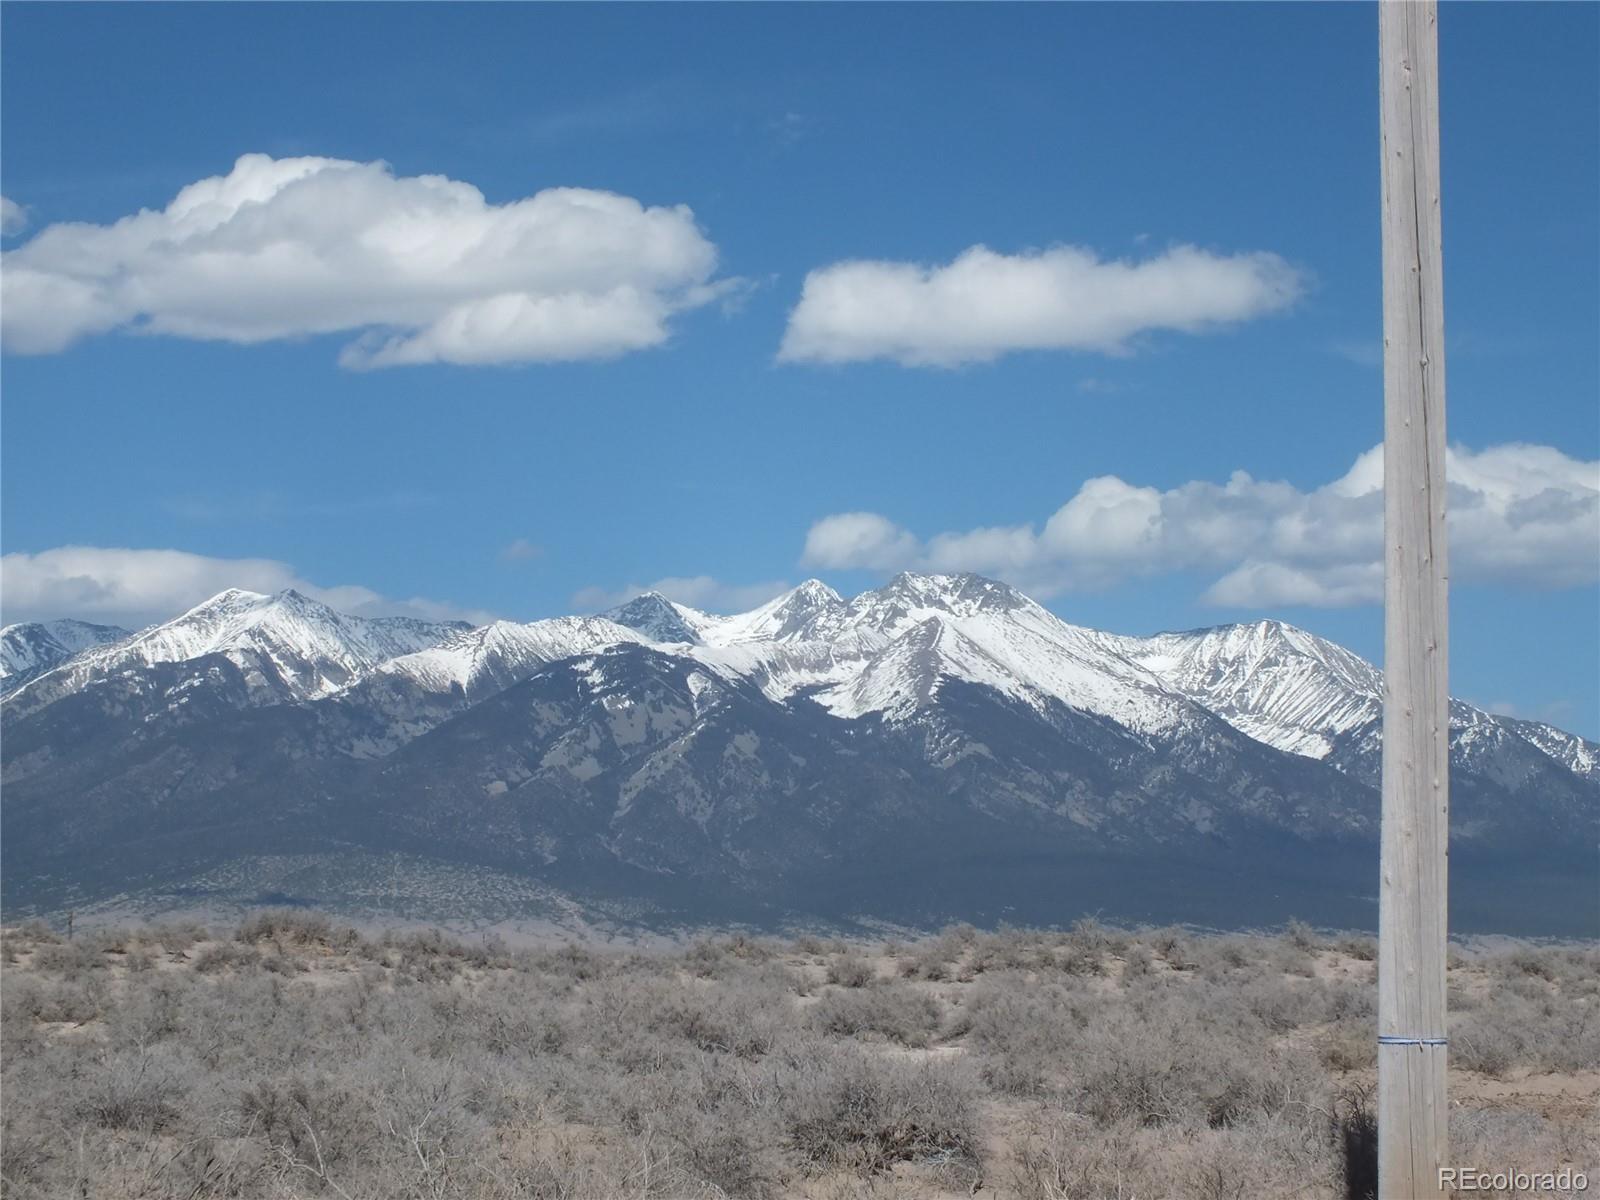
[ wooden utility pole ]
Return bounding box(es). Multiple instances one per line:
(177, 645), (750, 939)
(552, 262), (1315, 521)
(1378, 2), (1449, 1197)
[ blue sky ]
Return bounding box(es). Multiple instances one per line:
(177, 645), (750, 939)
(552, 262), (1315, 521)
(2, 3), (1596, 736)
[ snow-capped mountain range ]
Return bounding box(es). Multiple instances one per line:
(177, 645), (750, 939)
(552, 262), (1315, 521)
(3, 574), (1594, 933)
(0, 619), (130, 688)
(3, 589), (465, 717)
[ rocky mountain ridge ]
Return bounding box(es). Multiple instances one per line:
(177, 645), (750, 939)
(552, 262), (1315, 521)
(3, 573), (1593, 934)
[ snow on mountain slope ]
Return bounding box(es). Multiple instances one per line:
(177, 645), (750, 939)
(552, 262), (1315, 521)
(766, 574), (1197, 735)
(660, 577), (1283, 745)
(1497, 716), (1600, 783)
(689, 640), (871, 704)
(602, 593), (723, 645)
(816, 609), (1189, 734)
(1, 620), (130, 687)
(8, 572), (1594, 802)
(698, 580), (847, 645)
(822, 616), (1017, 719)
(626, 573), (1239, 738)
(663, 580), (881, 703)
(1112, 621), (1384, 759)
(678, 576), (1595, 784)
(375, 616), (646, 699)
(8, 589), (465, 711)
(5, 571), (1595, 935)
(605, 581), (869, 704)
(1106, 619), (1600, 783)
(828, 572), (1035, 643)
(603, 581), (851, 650)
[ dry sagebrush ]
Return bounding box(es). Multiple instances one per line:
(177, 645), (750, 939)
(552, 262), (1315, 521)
(2, 914), (1594, 1200)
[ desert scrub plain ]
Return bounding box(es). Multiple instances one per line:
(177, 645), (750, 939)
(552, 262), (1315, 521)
(1, 915), (1595, 1200)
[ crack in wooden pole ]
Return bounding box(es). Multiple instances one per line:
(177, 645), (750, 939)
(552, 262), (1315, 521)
(1378, 2), (1450, 1196)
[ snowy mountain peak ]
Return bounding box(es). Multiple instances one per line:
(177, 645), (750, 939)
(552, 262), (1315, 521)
(179, 587), (270, 619)
(603, 593), (713, 645)
(699, 580), (849, 646)
(177, 587), (348, 628)
(9, 573), (1595, 807)
(822, 615), (1001, 719)
(7, 587), (464, 710)
(880, 571), (1029, 614)
(792, 579), (844, 605)
(377, 615), (644, 698)
(1144, 619), (1381, 696)
(0, 619), (131, 687)
(166, 587), (348, 646)
(1117, 619), (1385, 759)
(829, 572), (1035, 644)
(272, 587), (320, 609)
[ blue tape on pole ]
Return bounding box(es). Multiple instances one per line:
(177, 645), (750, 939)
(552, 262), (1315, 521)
(1378, 1035), (1448, 1046)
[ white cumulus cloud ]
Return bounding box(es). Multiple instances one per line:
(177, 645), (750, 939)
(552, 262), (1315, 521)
(800, 442), (1599, 607)
(1, 154), (730, 367)
(801, 513), (922, 571)
(0, 196), (26, 237)
(573, 575), (791, 615)
(0, 546), (495, 628)
(778, 243), (1303, 367)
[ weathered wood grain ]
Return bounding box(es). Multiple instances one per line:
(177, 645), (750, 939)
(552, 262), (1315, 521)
(1378, 1), (1450, 1196)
